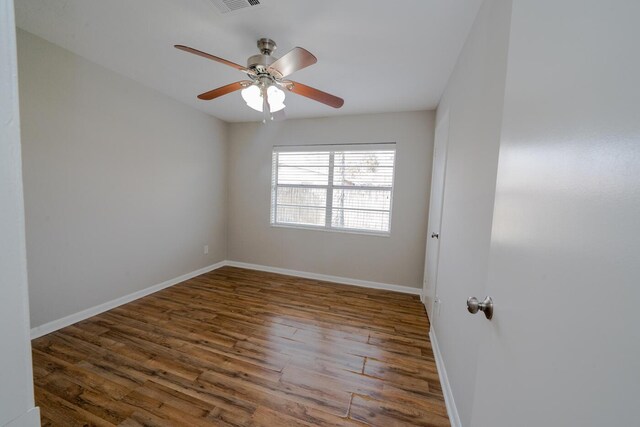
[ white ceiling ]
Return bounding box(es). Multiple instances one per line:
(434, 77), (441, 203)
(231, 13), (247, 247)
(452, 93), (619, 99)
(15, 0), (482, 122)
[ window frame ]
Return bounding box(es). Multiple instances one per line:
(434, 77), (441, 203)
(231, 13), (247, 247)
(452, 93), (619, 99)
(270, 143), (397, 237)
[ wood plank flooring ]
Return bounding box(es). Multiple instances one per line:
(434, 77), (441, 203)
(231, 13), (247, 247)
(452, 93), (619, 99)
(32, 266), (449, 426)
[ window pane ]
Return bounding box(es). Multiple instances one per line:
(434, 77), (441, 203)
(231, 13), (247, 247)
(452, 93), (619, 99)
(277, 166), (329, 185)
(335, 150), (395, 167)
(278, 152), (330, 167)
(277, 206), (326, 227)
(331, 208), (390, 232)
(332, 189), (391, 211)
(271, 146), (395, 233)
(277, 187), (326, 207)
(333, 167), (394, 187)
(332, 151), (395, 187)
(277, 152), (330, 185)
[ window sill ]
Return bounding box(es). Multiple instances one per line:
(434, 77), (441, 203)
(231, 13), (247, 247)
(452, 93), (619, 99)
(270, 223), (391, 238)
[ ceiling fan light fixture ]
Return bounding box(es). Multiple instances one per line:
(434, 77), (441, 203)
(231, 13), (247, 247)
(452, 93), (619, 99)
(267, 85), (286, 112)
(241, 84), (285, 113)
(241, 85), (262, 111)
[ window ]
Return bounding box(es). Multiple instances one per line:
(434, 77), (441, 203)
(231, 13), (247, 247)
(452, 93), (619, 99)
(271, 143), (396, 235)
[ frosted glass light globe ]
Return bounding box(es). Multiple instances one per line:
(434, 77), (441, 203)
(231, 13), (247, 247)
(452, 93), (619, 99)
(241, 85), (286, 112)
(267, 85), (286, 112)
(241, 85), (263, 112)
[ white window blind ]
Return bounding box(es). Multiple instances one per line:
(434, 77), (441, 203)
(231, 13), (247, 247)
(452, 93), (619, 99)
(271, 144), (396, 234)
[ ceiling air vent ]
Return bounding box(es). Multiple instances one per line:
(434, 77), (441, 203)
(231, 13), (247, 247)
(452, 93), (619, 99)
(209, 0), (264, 14)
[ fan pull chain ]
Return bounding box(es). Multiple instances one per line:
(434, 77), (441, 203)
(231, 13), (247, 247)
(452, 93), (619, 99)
(262, 86), (272, 124)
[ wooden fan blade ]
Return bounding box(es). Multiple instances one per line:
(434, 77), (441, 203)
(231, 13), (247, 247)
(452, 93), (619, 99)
(285, 81), (344, 108)
(175, 45), (247, 71)
(197, 81), (251, 100)
(268, 47), (317, 79)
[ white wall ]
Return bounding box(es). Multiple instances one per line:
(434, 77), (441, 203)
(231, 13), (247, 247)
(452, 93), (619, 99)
(0, 2), (39, 426)
(430, 0), (512, 425)
(18, 30), (228, 329)
(227, 111), (434, 288)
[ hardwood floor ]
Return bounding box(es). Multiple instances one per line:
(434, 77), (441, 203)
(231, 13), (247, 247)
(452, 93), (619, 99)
(32, 266), (449, 426)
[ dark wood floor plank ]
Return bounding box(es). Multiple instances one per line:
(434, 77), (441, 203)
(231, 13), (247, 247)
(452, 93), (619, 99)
(32, 266), (448, 426)
(35, 386), (116, 427)
(32, 349), (132, 400)
(38, 374), (134, 424)
(249, 405), (367, 427)
(120, 388), (218, 427)
(350, 394), (450, 427)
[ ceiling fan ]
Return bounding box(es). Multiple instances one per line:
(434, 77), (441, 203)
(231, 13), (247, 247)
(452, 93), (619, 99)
(175, 38), (344, 121)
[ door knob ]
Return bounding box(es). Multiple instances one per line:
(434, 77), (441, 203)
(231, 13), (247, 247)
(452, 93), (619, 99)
(467, 296), (493, 320)
(431, 232), (439, 239)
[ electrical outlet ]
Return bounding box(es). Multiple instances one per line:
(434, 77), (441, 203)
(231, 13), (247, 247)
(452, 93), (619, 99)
(204, 245), (209, 254)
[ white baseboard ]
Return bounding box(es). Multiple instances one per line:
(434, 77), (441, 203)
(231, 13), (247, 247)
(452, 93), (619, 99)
(225, 260), (422, 296)
(30, 261), (226, 339)
(430, 328), (461, 427)
(4, 407), (40, 427)
(31, 259), (421, 339)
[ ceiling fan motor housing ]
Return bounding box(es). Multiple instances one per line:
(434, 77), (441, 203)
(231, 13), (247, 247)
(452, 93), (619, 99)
(257, 38), (276, 55)
(247, 53), (276, 70)
(247, 38), (279, 76)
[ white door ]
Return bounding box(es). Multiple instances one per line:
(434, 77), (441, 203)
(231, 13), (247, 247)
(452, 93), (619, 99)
(423, 110), (449, 318)
(469, 1), (640, 426)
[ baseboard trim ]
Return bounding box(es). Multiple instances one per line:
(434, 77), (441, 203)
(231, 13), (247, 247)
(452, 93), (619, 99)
(430, 328), (461, 427)
(31, 259), (421, 339)
(4, 407), (40, 427)
(30, 261), (226, 339)
(225, 260), (422, 296)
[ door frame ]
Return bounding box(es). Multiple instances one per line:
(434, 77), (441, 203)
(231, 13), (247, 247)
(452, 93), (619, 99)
(423, 109), (450, 319)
